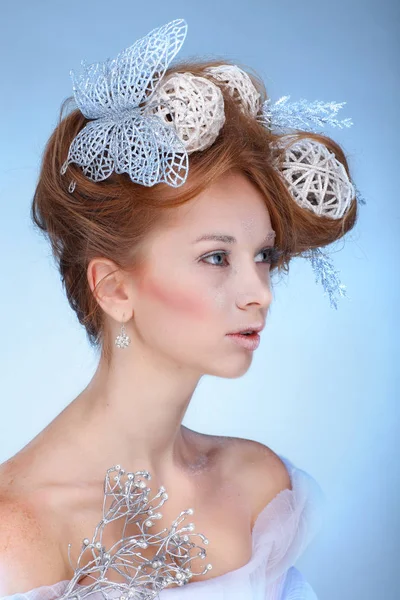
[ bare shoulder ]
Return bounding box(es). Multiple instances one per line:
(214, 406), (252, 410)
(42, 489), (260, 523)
(210, 434), (292, 525)
(0, 463), (68, 595)
(188, 428), (291, 491)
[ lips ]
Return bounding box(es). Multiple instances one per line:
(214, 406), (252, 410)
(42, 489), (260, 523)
(226, 331), (261, 351)
(227, 323), (264, 335)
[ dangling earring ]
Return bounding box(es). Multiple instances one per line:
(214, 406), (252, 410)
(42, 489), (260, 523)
(115, 315), (131, 349)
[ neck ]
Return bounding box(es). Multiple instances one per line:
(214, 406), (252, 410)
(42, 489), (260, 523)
(51, 345), (204, 483)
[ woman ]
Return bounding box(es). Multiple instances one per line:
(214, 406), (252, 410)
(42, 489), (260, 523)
(0, 18), (359, 599)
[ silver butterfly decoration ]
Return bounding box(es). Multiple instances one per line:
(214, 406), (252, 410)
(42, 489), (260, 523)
(60, 19), (190, 191)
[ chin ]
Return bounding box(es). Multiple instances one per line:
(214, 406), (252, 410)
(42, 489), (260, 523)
(206, 356), (253, 379)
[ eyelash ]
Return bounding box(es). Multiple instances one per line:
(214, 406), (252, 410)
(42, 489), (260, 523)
(200, 246), (282, 268)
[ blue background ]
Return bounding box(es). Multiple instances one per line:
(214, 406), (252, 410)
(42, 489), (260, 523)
(1, 1), (399, 598)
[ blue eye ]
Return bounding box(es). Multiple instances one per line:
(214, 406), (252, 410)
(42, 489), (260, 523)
(200, 246), (282, 268)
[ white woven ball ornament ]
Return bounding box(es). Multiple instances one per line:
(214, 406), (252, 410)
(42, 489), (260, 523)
(145, 72), (225, 152)
(204, 64), (261, 117)
(277, 138), (355, 219)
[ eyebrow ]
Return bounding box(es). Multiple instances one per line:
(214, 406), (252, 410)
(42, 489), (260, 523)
(193, 231), (276, 244)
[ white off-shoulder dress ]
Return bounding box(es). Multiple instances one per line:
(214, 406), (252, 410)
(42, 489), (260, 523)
(1, 454), (326, 600)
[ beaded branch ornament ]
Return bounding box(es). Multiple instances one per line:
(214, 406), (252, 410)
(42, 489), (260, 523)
(60, 18), (366, 309)
(60, 466), (212, 599)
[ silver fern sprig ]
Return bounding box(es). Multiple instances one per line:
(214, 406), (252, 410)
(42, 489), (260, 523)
(305, 247), (349, 310)
(258, 95), (353, 133)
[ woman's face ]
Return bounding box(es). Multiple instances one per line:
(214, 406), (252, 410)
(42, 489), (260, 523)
(129, 170), (275, 378)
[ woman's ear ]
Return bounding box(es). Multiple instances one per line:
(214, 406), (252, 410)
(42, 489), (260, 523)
(87, 257), (133, 321)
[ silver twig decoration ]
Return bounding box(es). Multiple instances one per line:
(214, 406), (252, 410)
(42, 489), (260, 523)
(60, 466), (212, 599)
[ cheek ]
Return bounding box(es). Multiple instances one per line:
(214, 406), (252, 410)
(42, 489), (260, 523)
(137, 268), (212, 319)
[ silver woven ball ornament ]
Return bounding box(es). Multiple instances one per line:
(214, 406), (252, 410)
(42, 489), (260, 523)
(144, 72), (226, 152)
(275, 137), (355, 219)
(204, 64), (262, 117)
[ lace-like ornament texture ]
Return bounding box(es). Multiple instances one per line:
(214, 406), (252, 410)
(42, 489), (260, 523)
(60, 19), (190, 188)
(59, 466), (212, 599)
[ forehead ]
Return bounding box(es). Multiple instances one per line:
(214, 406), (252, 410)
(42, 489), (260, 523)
(164, 171), (273, 238)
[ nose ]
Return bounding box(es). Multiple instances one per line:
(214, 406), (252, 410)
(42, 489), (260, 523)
(234, 266), (273, 310)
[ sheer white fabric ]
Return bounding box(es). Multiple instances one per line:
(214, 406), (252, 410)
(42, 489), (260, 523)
(1, 453), (326, 600)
